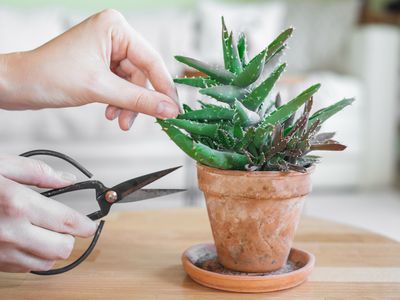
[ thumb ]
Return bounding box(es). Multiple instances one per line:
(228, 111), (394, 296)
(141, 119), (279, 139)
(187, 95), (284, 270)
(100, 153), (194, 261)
(97, 73), (179, 119)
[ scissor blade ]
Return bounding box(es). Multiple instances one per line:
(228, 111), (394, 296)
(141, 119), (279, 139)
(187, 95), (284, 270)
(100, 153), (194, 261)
(112, 166), (182, 200)
(116, 188), (186, 203)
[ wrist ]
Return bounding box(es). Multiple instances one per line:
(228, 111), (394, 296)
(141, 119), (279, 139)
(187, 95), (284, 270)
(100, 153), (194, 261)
(0, 51), (36, 110)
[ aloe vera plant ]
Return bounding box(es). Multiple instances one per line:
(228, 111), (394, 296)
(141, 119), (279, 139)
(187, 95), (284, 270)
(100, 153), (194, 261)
(158, 18), (354, 172)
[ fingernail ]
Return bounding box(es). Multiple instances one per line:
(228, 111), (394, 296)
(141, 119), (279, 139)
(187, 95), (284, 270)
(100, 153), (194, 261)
(157, 101), (179, 119)
(58, 172), (77, 183)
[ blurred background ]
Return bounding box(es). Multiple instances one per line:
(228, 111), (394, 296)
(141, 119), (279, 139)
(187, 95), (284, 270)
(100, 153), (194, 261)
(0, 0), (399, 239)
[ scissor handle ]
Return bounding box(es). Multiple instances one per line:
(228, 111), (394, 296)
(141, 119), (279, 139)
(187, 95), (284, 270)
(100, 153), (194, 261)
(19, 149), (106, 276)
(20, 149), (93, 178)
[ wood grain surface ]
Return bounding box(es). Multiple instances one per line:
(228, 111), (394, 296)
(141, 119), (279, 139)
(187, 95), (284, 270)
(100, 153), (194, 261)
(1, 208), (399, 299)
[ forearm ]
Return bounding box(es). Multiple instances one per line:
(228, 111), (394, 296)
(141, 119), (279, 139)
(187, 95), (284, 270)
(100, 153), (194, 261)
(0, 51), (38, 110)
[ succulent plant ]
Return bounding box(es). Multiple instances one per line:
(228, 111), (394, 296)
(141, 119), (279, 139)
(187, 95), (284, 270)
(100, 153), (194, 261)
(158, 18), (354, 172)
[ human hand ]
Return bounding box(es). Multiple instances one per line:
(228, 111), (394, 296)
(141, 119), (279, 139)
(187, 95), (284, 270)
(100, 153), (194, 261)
(0, 155), (96, 272)
(0, 9), (179, 130)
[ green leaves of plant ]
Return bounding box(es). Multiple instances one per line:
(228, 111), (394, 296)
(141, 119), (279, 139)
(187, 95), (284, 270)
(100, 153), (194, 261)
(241, 63), (286, 111)
(309, 98), (354, 126)
(232, 50), (266, 87)
(234, 100), (261, 127)
(178, 106), (234, 121)
(167, 19), (352, 172)
(222, 17), (242, 75)
(158, 119), (248, 170)
(174, 77), (218, 88)
(200, 85), (249, 104)
(262, 84), (321, 126)
(174, 56), (235, 84)
(237, 32), (247, 67)
(165, 119), (219, 138)
(265, 28), (293, 62)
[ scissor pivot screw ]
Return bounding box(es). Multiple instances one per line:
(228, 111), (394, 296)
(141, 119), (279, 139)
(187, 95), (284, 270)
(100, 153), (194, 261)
(105, 190), (118, 203)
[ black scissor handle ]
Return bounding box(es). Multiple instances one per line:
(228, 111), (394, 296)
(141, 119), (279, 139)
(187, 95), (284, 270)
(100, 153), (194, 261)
(20, 149), (93, 178)
(20, 149), (105, 276)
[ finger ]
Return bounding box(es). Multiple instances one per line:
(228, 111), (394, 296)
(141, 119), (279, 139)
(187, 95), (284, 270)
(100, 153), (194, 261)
(0, 155), (76, 188)
(0, 248), (54, 273)
(118, 110), (138, 131)
(105, 105), (122, 120)
(114, 65), (129, 79)
(16, 222), (75, 261)
(119, 58), (147, 87)
(1, 177), (97, 237)
(123, 28), (179, 104)
(98, 73), (179, 119)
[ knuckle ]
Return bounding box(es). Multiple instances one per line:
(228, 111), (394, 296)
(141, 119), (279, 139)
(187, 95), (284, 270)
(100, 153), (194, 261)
(95, 8), (124, 25)
(132, 92), (148, 111)
(0, 225), (12, 244)
(61, 211), (80, 232)
(1, 196), (25, 218)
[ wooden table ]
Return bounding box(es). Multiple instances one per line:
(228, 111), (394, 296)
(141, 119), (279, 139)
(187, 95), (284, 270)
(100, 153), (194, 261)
(1, 208), (400, 299)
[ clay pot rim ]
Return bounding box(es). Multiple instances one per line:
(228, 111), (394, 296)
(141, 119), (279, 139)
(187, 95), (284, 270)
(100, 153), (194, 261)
(197, 163), (315, 177)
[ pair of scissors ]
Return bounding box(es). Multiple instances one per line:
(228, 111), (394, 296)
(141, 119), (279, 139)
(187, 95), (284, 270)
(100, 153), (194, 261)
(20, 149), (184, 276)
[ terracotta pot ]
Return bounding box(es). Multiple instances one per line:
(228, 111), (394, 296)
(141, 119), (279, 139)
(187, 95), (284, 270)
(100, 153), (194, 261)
(197, 164), (313, 273)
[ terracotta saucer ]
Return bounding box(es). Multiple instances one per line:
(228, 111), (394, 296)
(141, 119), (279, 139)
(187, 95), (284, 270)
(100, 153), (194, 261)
(182, 243), (315, 293)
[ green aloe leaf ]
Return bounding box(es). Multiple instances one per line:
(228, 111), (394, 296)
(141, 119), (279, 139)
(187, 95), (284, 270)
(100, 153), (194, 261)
(174, 56), (235, 84)
(234, 100), (261, 127)
(234, 127), (256, 152)
(197, 100), (220, 109)
(241, 63), (286, 111)
(158, 119), (248, 169)
(182, 104), (193, 113)
(200, 85), (249, 104)
(265, 28), (293, 61)
(174, 77), (218, 88)
(216, 129), (235, 149)
(222, 17), (242, 74)
(261, 83), (321, 126)
(232, 50), (266, 87)
(233, 122), (244, 139)
(164, 119), (219, 138)
(309, 98), (355, 126)
(178, 106), (234, 121)
(237, 32), (248, 67)
(254, 125), (273, 149)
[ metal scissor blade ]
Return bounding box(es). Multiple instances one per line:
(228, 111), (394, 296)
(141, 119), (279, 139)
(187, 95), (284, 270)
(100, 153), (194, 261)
(112, 166), (182, 200)
(116, 188), (186, 203)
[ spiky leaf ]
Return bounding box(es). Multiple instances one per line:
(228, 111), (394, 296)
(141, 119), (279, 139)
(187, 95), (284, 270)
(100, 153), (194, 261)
(309, 98), (354, 126)
(232, 50), (266, 87)
(178, 106), (234, 121)
(165, 119), (219, 138)
(158, 120), (247, 169)
(234, 100), (261, 127)
(200, 85), (249, 104)
(265, 28), (293, 61)
(261, 83), (321, 126)
(222, 17), (242, 74)
(241, 63), (286, 111)
(174, 77), (218, 88)
(174, 56), (235, 84)
(237, 32), (248, 67)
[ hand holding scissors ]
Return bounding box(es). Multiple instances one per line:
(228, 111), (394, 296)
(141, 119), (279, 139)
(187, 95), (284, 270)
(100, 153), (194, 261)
(18, 150), (183, 275)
